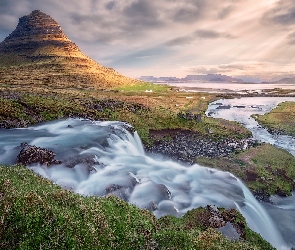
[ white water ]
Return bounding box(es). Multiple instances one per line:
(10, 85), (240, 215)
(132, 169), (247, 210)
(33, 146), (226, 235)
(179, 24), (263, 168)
(0, 118), (289, 249)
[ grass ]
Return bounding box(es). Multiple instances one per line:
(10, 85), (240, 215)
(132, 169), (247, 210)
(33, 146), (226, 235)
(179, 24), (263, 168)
(115, 82), (172, 92)
(0, 90), (251, 144)
(0, 165), (274, 249)
(195, 143), (295, 196)
(254, 101), (295, 136)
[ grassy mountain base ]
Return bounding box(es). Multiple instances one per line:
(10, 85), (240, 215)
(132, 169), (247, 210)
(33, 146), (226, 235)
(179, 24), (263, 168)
(0, 165), (273, 249)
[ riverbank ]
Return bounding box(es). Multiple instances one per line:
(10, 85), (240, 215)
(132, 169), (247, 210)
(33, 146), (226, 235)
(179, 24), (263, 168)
(1, 89), (294, 198)
(254, 101), (295, 137)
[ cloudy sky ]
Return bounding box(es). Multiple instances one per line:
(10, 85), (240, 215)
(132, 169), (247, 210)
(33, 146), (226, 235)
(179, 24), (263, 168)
(0, 0), (295, 81)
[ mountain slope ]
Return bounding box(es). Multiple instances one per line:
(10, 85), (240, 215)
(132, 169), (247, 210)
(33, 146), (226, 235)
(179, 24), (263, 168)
(0, 10), (138, 89)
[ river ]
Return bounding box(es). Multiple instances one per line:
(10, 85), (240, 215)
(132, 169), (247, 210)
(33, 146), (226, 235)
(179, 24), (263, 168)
(206, 96), (295, 248)
(0, 116), (293, 249)
(163, 82), (295, 94)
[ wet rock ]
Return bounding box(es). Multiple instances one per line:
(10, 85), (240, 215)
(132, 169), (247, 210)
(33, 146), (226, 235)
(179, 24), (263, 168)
(207, 205), (226, 228)
(252, 190), (271, 203)
(216, 105), (231, 109)
(146, 129), (258, 164)
(121, 122), (136, 134)
(105, 184), (122, 194)
(17, 143), (61, 166)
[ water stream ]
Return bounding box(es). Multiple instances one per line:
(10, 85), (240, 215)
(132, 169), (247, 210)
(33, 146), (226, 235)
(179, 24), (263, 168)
(206, 96), (295, 248)
(206, 97), (295, 156)
(0, 118), (291, 249)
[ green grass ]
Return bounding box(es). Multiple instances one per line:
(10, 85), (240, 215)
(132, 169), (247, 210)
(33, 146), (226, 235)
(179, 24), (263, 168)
(0, 92), (251, 144)
(115, 82), (172, 92)
(0, 165), (274, 249)
(195, 143), (295, 196)
(254, 101), (295, 136)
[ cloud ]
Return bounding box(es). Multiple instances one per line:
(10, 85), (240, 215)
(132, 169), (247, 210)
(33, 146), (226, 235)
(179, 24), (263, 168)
(185, 62), (295, 80)
(107, 45), (171, 68)
(218, 6), (234, 19)
(166, 29), (235, 46)
(262, 0), (295, 26)
(0, 0), (294, 79)
(287, 31), (295, 45)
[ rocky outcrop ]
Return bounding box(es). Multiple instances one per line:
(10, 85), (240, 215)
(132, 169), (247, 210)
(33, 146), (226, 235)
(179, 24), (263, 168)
(17, 143), (61, 166)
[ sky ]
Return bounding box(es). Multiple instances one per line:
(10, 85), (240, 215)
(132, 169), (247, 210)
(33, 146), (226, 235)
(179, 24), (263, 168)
(0, 0), (295, 81)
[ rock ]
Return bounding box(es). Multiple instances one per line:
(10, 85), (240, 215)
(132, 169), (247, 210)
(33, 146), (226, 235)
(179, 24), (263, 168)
(145, 129), (258, 163)
(17, 143), (61, 166)
(207, 205), (226, 228)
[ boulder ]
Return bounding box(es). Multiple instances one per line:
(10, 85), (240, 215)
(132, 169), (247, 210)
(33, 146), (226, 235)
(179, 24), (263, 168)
(17, 143), (61, 166)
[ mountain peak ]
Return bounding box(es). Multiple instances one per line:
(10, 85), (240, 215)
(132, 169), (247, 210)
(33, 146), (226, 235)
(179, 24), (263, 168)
(0, 10), (81, 57)
(0, 11), (138, 89)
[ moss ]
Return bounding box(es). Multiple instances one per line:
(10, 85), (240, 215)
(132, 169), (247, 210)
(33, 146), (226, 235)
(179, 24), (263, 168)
(254, 101), (295, 136)
(195, 143), (295, 196)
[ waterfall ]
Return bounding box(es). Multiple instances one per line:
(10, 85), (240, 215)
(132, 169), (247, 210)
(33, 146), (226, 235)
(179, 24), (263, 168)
(0, 118), (289, 249)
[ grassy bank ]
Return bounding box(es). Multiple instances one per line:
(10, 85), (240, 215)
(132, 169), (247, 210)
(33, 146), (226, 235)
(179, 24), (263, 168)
(0, 165), (274, 249)
(196, 143), (295, 197)
(254, 101), (295, 136)
(0, 88), (251, 144)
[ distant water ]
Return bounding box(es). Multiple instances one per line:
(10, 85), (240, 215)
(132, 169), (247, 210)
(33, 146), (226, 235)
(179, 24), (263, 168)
(162, 82), (295, 93)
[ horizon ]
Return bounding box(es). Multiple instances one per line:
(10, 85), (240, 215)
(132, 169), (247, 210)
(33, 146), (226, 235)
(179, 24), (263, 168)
(0, 0), (295, 81)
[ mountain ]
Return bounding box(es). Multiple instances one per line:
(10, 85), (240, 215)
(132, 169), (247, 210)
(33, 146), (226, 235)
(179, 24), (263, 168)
(181, 74), (244, 83)
(139, 74), (244, 83)
(0, 10), (138, 89)
(268, 77), (295, 84)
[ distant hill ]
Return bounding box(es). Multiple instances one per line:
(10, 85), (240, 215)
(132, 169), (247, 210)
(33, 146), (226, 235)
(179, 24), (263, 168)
(268, 77), (295, 84)
(0, 10), (138, 89)
(182, 74), (244, 83)
(139, 74), (244, 83)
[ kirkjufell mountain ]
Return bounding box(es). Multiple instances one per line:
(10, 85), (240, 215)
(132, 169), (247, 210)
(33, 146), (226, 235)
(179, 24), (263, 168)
(0, 10), (138, 89)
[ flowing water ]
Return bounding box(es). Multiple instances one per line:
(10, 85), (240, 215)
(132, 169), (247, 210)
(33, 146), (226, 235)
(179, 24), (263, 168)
(0, 118), (291, 249)
(206, 97), (295, 156)
(206, 96), (295, 248)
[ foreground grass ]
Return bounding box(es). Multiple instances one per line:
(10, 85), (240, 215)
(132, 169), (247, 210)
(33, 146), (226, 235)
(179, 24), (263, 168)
(254, 101), (295, 136)
(0, 165), (273, 249)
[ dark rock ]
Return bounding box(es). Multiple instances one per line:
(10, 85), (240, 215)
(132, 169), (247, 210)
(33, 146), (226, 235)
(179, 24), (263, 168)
(106, 184), (122, 194)
(252, 190), (271, 203)
(216, 105), (231, 109)
(207, 205), (226, 228)
(145, 129), (257, 163)
(246, 169), (258, 181)
(177, 112), (202, 122)
(17, 143), (61, 166)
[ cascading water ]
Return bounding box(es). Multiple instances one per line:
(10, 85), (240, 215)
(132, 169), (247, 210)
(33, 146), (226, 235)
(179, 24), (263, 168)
(0, 118), (290, 249)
